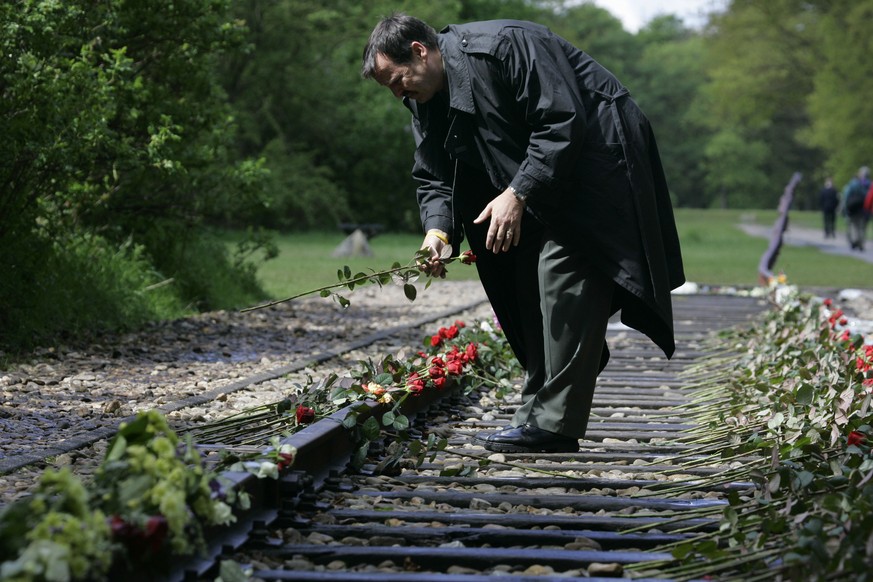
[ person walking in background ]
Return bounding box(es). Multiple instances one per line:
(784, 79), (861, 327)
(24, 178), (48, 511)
(361, 14), (685, 453)
(865, 177), (873, 243)
(843, 166), (871, 251)
(818, 177), (839, 239)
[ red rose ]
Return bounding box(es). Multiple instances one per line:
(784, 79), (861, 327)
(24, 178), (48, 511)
(849, 431), (866, 446)
(407, 372), (425, 394)
(296, 405), (316, 424)
(430, 334), (442, 347)
(144, 515), (169, 554)
(465, 343), (478, 362)
(445, 325), (459, 339)
(454, 320), (466, 328)
(430, 356), (445, 368)
(460, 250), (477, 264)
(446, 360), (464, 375)
(433, 376), (447, 389)
(277, 452), (295, 471)
(429, 366), (445, 379)
(823, 298), (833, 307)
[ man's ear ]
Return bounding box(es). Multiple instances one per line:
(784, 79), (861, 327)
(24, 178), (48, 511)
(410, 41), (428, 61)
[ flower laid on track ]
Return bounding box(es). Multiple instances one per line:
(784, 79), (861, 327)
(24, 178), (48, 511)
(0, 411), (249, 580)
(632, 284), (873, 581)
(295, 404), (316, 424)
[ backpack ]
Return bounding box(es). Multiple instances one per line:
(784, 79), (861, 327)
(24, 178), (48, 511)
(845, 179), (865, 213)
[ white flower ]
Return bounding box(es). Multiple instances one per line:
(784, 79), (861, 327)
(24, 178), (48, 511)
(256, 461), (279, 480)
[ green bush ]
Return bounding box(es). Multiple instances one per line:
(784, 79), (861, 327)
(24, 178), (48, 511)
(0, 231), (186, 353)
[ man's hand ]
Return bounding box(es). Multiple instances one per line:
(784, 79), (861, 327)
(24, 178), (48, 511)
(420, 229), (451, 278)
(474, 188), (524, 253)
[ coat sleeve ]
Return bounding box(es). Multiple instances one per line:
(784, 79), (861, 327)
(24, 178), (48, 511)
(408, 105), (455, 235)
(498, 30), (590, 201)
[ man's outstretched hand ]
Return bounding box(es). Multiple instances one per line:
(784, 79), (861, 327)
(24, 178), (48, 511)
(474, 188), (524, 253)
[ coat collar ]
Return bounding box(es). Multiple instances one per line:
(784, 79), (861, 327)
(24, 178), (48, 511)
(438, 28), (476, 115)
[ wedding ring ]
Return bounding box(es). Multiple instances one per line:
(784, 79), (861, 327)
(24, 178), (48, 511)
(505, 230), (513, 238)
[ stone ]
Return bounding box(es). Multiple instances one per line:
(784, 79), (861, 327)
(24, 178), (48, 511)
(331, 229), (372, 258)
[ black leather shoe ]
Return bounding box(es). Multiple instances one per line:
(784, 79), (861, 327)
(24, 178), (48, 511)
(473, 424), (579, 453)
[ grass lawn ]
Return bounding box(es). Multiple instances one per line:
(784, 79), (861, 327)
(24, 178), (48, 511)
(235, 209), (873, 300)
(675, 208), (873, 288)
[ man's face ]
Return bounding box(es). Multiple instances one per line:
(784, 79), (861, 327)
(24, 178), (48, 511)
(373, 42), (442, 103)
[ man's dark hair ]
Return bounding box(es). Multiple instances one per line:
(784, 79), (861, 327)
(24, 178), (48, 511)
(361, 13), (438, 79)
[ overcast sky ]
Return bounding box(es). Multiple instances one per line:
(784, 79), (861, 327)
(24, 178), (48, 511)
(587, 0), (729, 32)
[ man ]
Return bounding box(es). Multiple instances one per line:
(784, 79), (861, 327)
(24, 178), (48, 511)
(843, 166), (870, 251)
(818, 177), (839, 239)
(362, 14), (685, 453)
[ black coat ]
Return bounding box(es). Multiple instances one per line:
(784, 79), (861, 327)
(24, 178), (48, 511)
(407, 20), (685, 357)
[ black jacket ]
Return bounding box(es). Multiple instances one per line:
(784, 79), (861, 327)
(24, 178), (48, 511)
(406, 20), (685, 357)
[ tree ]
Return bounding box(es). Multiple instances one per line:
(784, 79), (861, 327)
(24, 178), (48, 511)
(805, 0), (873, 185)
(630, 16), (710, 207)
(697, 0), (825, 208)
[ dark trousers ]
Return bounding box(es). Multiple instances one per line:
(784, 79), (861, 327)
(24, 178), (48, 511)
(848, 213), (867, 250)
(455, 165), (614, 438)
(823, 210), (836, 238)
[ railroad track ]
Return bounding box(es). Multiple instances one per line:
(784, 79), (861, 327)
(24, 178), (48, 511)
(163, 293), (767, 581)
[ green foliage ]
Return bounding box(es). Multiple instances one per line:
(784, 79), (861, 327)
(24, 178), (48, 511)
(0, 230), (186, 353)
(0, 411), (251, 580)
(0, 470), (113, 581)
(631, 18), (709, 207)
(0, 0), (270, 352)
(805, 0), (873, 183)
(657, 288), (873, 580)
(698, 1), (830, 208)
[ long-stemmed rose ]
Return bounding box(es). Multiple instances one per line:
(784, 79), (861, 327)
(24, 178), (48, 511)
(241, 249), (477, 312)
(628, 283), (873, 581)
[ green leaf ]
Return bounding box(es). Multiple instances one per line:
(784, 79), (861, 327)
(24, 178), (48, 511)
(351, 442), (369, 469)
(106, 434), (128, 462)
(361, 416), (381, 441)
(342, 412), (358, 429)
(768, 412), (785, 430)
(320, 289), (331, 297)
(374, 373), (393, 385)
(796, 470), (814, 488)
(382, 411), (396, 426)
(217, 560), (251, 582)
(343, 265), (351, 279)
(404, 283), (417, 301)
(796, 383), (815, 405)
(392, 414), (410, 430)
